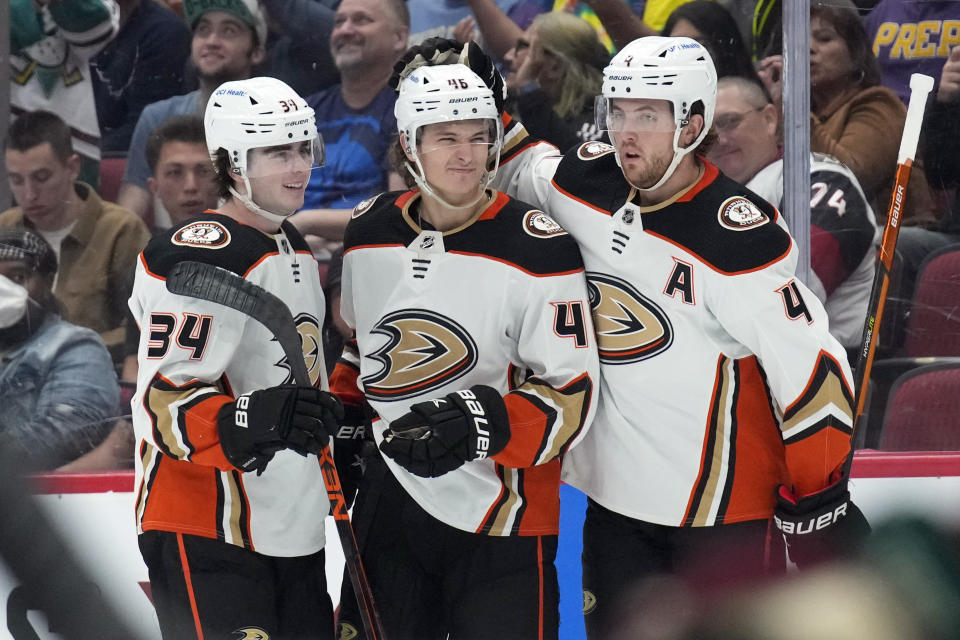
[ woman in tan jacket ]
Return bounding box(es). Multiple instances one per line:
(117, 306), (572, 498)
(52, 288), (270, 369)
(758, 1), (939, 228)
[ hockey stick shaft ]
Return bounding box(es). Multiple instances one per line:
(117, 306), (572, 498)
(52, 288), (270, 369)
(166, 260), (385, 640)
(851, 73), (935, 433)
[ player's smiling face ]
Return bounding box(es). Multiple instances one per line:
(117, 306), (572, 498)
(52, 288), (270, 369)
(414, 120), (492, 207)
(191, 12), (263, 81)
(245, 141), (314, 216)
(708, 85), (778, 184)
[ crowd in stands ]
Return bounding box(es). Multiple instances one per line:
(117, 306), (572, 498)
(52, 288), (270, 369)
(2, 0), (958, 469)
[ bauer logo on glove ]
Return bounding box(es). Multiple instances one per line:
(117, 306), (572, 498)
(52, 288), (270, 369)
(380, 385), (510, 477)
(774, 476), (870, 567)
(774, 500), (848, 535)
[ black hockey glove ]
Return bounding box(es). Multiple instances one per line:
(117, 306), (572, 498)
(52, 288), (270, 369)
(217, 385), (344, 474)
(389, 38), (506, 114)
(379, 385), (510, 478)
(332, 402), (377, 509)
(775, 478), (871, 568)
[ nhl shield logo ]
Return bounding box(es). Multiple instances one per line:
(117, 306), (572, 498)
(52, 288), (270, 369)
(523, 210), (567, 238)
(577, 141), (616, 161)
(717, 196), (768, 231)
(172, 221), (231, 248)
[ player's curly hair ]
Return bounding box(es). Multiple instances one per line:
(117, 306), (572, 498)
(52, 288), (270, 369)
(212, 148), (236, 200)
(388, 134), (417, 189)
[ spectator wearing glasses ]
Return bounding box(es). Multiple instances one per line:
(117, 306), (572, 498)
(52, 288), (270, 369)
(708, 76), (878, 357)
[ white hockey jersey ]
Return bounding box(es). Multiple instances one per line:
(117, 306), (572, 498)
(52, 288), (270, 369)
(129, 215), (330, 557)
(331, 189), (599, 536)
(495, 126), (856, 527)
(746, 153), (879, 348)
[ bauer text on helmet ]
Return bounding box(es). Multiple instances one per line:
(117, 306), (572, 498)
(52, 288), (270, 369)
(395, 65), (504, 210)
(205, 77), (324, 223)
(596, 36), (717, 192)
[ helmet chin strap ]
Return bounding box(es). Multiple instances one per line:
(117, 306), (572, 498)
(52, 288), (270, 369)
(404, 149), (501, 213)
(616, 123), (697, 193)
(229, 175), (289, 227)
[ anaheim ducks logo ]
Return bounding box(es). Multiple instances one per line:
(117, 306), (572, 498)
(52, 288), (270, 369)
(583, 590), (598, 615)
(362, 309), (478, 401)
(276, 312), (323, 385)
(232, 628), (270, 640)
(718, 196), (768, 231)
(522, 210), (566, 238)
(587, 272), (673, 364)
(337, 622), (360, 640)
(352, 194), (379, 218)
(172, 221), (231, 248)
(577, 141), (616, 161)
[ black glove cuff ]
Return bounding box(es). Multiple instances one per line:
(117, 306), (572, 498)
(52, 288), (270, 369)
(775, 483), (851, 535)
(216, 399), (273, 473)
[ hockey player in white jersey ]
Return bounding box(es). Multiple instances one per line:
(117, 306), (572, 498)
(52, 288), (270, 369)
(129, 77), (342, 639)
(330, 63), (598, 639)
(707, 75), (879, 356)
(390, 36), (869, 638)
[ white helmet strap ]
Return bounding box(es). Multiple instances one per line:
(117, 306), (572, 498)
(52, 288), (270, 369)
(618, 116), (699, 193)
(402, 135), (502, 213)
(229, 176), (288, 227)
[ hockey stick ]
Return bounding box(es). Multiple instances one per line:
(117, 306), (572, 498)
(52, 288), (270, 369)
(166, 260), (385, 640)
(851, 73), (935, 439)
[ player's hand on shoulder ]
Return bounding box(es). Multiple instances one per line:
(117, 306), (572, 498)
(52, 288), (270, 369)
(379, 385), (510, 478)
(390, 38), (505, 114)
(774, 476), (871, 568)
(217, 385), (344, 474)
(390, 37), (465, 91)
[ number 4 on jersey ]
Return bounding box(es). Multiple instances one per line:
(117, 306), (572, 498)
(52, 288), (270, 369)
(552, 301), (589, 347)
(776, 281), (813, 324)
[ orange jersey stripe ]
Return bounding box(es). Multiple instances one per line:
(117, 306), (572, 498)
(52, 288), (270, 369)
(144, 374), (234, 469)
(498, 393), (551, 468)
(724, 356), (789, 520)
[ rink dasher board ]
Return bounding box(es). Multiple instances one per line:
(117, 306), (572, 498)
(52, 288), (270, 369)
(1, 453), (959, 640)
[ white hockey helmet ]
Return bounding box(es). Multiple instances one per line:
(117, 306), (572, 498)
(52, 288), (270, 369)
(205, 76), (323, 224)
(596, 36), (717, 191)
(395, 64), (503, 210)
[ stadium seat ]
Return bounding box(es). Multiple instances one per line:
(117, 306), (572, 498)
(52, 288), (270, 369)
(876, 249), (907, 359)
(878, 360), (960, 451)
(901, 244), (960, 357)
(98, 152), (127, 204)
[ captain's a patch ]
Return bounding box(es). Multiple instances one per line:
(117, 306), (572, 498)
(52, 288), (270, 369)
(718, 196), (768, 231)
